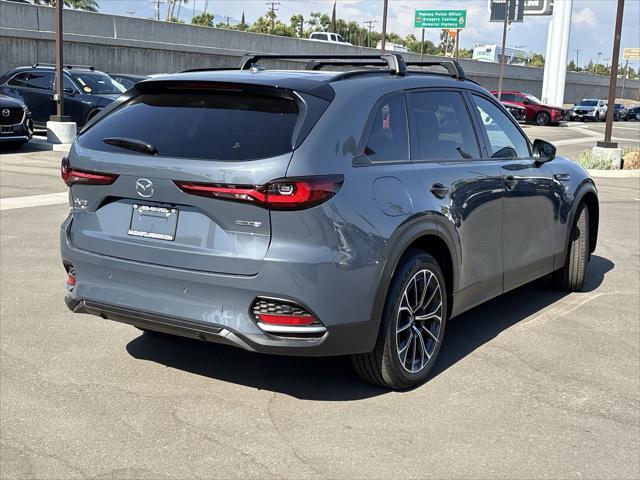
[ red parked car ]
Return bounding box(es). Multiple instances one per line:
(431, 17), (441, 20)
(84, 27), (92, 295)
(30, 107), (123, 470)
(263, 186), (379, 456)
(491, 91), (566, 126)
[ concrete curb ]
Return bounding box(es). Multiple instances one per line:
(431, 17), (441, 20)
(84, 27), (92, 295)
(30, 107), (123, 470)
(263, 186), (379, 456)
(29, 137), (71, 153)
(587, 169), (640, 178)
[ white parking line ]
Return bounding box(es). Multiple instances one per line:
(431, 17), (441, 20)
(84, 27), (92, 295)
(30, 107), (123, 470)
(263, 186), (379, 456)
(0, 192), (68, 211)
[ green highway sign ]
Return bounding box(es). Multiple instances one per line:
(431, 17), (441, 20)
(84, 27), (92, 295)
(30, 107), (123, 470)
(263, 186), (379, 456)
(414, 9), (467, 29)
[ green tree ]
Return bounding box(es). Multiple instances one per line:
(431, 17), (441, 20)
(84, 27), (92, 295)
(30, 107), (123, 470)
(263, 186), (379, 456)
(331, 1), (336, 32)
(529, 53), (545, 68)
(238, 11), (248, 31)
(191, 12), (213, 27)
(290, 14), (304, 37)
(168, 16), (184, 23)
(306, 12), (331, 32)
(406, 33), (437, 55)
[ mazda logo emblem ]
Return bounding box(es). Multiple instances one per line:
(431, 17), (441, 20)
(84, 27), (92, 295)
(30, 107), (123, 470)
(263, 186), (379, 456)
(135, 178), (154, 198)
(1, 109), (9, 117)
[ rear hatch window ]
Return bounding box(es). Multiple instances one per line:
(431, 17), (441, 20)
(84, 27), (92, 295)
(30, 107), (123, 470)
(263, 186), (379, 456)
(77, 91), (299, 160)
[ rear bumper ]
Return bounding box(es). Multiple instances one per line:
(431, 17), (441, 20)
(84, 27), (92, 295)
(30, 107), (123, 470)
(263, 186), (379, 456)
(60, 216), (380, 357)
(65, 296), (377, 356)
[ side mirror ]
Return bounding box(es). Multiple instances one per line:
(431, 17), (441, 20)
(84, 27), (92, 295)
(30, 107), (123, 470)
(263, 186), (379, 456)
(532, 139), (556, 163)
(63, 87), (75, 96)
(522, 98), (529, 104)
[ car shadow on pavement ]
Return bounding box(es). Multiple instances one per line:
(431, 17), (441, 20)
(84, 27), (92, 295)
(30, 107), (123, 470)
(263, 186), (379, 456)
(126, 255), (613, 400)
(430, 254), (614, 380)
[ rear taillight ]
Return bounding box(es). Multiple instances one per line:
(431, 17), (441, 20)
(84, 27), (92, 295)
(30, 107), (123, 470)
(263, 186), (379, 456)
(61, 157), (118, 186)
(174, 175), (343, 210)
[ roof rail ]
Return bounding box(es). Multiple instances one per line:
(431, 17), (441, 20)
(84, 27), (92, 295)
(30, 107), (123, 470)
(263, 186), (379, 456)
(181, 66), (241, 73)
(237, 53), (407, 76)
(32, 63), (95, 71)
(405, 60), (465, 80)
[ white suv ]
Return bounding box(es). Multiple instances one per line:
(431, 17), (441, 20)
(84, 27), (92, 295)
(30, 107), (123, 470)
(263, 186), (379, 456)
(309, 32), (352, 45)
(571, 99), (607, 122)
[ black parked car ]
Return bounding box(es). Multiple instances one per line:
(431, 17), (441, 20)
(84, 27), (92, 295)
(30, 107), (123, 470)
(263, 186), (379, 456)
(612, 103), (629, 121)
(0, 94), (33, 149)
(628, 105), (640, 121)
(0, 64), (126, 129)
(107, 73), (148, 90)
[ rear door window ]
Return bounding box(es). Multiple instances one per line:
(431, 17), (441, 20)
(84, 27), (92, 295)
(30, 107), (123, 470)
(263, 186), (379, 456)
(7, 72), (29, 87)
(363, 94), (409, 162)
(408, 91), (480, 161)
(25, 71), (53, 90)
(78, 92), (300, 161)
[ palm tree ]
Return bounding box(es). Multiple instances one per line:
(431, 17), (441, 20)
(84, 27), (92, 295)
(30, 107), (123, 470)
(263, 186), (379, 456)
(33, 0), (99, 12)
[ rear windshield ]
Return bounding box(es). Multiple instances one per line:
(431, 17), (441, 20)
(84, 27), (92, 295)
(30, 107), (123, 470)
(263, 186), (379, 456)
(78, 92), (299, 160)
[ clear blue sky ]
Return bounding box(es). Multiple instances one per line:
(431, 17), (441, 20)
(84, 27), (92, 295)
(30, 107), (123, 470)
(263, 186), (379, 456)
(99, 0), (640, 70)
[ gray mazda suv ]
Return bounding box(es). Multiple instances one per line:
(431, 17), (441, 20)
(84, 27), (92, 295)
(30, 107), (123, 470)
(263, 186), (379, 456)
(61, 54), (599, 389)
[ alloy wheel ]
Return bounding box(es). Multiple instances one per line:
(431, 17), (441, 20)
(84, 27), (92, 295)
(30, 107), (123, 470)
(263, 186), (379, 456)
(396, 269), (443, 374)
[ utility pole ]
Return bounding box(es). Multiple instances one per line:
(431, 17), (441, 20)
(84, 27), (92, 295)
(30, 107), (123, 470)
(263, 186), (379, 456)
(455, 29), (460, 61)
(600, 0), (625, 147)
(595, 51), (602, 73)
(496, 0), (510, 101)
(225, 16), (231, 26)
(126, 10), (135, 17)
(153, 0), (162, 21)
(266, 1), (280, 33)
(380, 0), (388, 53)
(420, 28), (425, 62)
(363, 20), (377, 48)
(52, 0), (65, 120)
(575, 48), (582, 70)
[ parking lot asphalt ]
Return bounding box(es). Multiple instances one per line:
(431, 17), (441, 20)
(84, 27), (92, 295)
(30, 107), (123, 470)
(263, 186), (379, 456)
(524, 120), (640, 161)
(1, 126), (639, 479)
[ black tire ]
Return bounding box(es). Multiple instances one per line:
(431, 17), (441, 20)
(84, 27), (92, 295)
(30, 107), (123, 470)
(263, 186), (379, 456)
(594, 112), (600, 122)
(536, 111), (550, 126)
(552, 203), (589, 291)
(352, 251), (448, 389)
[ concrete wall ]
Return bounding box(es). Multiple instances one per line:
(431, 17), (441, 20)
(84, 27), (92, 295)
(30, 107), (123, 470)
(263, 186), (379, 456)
(2, 0), (639, 104)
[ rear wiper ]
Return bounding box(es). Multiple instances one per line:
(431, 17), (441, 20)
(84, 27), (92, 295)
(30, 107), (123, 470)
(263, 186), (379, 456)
(102, 137), (157, 155)
(456, 147), (473, 159)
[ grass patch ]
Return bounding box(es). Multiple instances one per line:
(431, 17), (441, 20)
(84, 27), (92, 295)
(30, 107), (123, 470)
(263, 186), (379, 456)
(576, 149), (616, 170)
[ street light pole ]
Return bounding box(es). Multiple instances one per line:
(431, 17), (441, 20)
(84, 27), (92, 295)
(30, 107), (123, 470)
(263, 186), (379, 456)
(380, 0), (388, 53)
(52, 0), (66, 121)
(496, 0), (510, 101)
(420, 28), (425, 62)
(600, 0), (625, 147)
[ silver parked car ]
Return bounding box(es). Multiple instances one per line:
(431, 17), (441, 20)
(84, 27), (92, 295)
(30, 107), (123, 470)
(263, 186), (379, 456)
(61, 54), (599, 389)
(571, 98), (607, 122)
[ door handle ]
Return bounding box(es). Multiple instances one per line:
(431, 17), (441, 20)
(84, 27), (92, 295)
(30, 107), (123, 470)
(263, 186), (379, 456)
(504, 175), (518, 191)
(429, 183), (449, 199)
